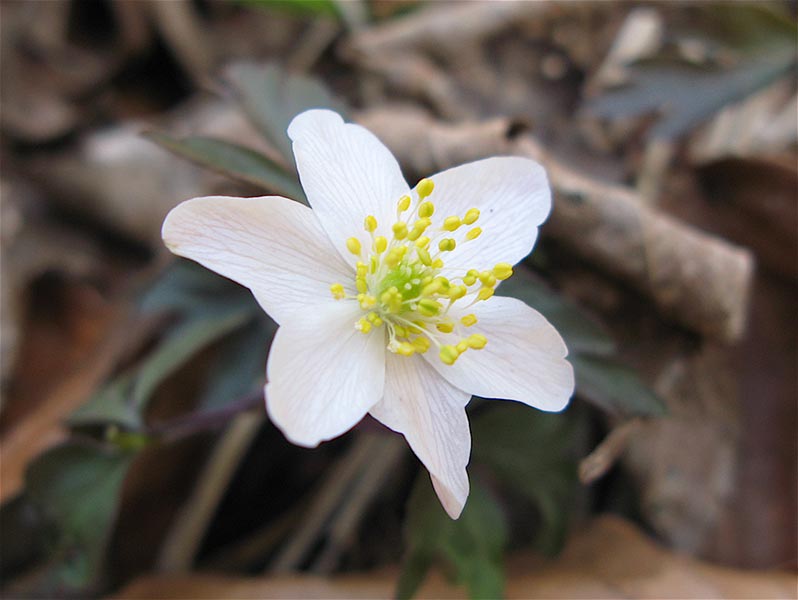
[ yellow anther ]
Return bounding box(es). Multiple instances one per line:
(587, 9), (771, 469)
(330, 283), (345, 300)
(465, 227), (482, 241)
(392, 221), (408, 240)
(356, 278), (368, 293)
(418, 299), (442, 316)
(479, 271), (497, 287)
(432, 258), (444, 269)
(416, 246), (432, 266)
(436, 321), (455, 333)
(414, 217), (432, 230)
(396, 342), (415, 356)
(418, 201), (435, 218)
(407, 227), (423, 242)
(364, 215), (378, 232)
(411, 336), (430, 353)
(438, 238), (456, 252)
(417, 178), (435, 198)
(463, 270), (478, 286)
(434, 276), (450, 291)
(461, 314), (478, 327)
(422, 280), (441, 296)
(370, 256), (379, 274)
(356, 317), (372, 334)
(477, 287), (494, 301)
(493, 262), (513, 280)
(367, 312), (383, 327)
(358, 293), (376, 309)
(464, 208), (480, 225)
(394, 325), (408, 338)
(440, 345), (459, 365)
(443, 216), (461, 231)
(415, 236), (431, 249)
(467, 334), (488, 349)
(374, 236), (388, 253)
(346, 237), (362, 255)
(356, 262), (368, 278)
(385, 247), (404, 268)
(412, 320), (427, 332)
(448, 285), (467, 300)
(456, 340), (469, 354)
(398, 195), (411, 212)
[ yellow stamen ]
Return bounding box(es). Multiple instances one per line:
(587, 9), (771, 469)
(396, 342), (415, 356)
(364, 215), (378, 232)
(436, 321), (455, 333)
(461, 314), (478, 327)
(467, 333), (488, 349)
(438, 238), (456, 252)
(443, 216), (461, 231)
(493, 262), (513, 280)
(411, 336), (430, 353)
(418, 201), (435, 218)
(477, 287), (494, 301)
(374, 236), (388, 254)
(418, 299), (442, 316)
(465, 227), (482, 241)
(330, 283), (345, 300)
(392, 222), (408, 240)
(440, 345), (459, 365)
(398, 195), (411, 212)
(346, 237), (362, 255)
(417, 178), (435, 198)
(463, 208), (480, 225)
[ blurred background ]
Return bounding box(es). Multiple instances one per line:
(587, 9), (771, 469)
(0, 1), (796, 598)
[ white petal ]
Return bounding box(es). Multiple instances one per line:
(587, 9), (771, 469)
(425, 296), (574, 412)
(421, 157), (551, 274)
(288, 109), (410, 265)
(162, 195), (353, 325)
(370, 354), (471, 519)
(265, 301), (385, 447)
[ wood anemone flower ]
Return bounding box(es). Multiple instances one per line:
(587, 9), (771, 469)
(162, 109), (574, 519)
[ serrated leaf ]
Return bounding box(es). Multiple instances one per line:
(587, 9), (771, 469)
(398, 475), (507, 600)
(572, 354), (666, 417)
(498, 266), (615, 356)
(23, 441), (134, 592)
(146, 132), (305, 201)
(471, 403), (578, 556)
(224, 62), (348, 163)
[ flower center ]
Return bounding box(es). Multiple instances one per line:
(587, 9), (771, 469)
(329, 178), (513, 365)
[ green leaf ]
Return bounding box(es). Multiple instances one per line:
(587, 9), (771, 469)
(241, 0), (340, 18)
(23, 441), (134, 592)
(572, 354), (666, 417)
(141, 259), (257, 317)
(471, 403), (578, 556)
(398, 475), (507, 600)
(68, 374), (141, 430)
(588, 48), (795, 141)
(197, 315), (276, 410)
(224, 62), (348, 163)
(145, 132), (305, 201)
(498, 266), (615, 356)
(131, 309), (254, 411)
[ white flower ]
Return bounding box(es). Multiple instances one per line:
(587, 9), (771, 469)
(162, 109), (574, 519)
